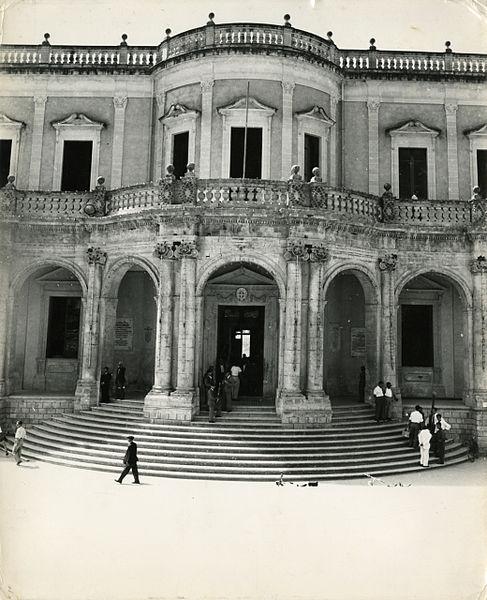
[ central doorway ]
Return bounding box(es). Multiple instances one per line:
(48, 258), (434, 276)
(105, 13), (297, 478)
(217, 305), (265, 397)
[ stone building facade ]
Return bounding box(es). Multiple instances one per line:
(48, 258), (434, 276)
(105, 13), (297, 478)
(0, 14), (487, 447)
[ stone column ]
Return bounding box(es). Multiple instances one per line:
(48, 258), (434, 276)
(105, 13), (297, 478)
(110, 96), (128, 189)
(367, 99), (380, 196)
(305, 246), (332, 423)
(378, 253), (402, 419)
(0, 228), (12, 399)
(199, 79), (214, 178)
(153, 92), (165, 181)
(74, 247), (107, 411)
(144, 253), (175, 418)
(28, 95), (47, 190)
(470, 256), (487, 450)
(281, 81), (295, 179)
(445, 103), (460, 200)
(329, 93), (339, 186)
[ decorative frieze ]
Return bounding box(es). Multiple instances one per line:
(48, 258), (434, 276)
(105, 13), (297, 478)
(378, 253), (397, 271)
(86, 246), (107, 265)
(470, 255), (487, 273)
(283, 240), (328, 262)
(153, 240), (198, 260)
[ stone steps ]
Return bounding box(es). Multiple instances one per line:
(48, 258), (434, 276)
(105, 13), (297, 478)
(6, 397), (470, 481)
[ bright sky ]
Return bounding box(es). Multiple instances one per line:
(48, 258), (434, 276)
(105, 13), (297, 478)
(1, 0), (487, 53)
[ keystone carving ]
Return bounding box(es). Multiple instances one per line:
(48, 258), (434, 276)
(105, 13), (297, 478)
(470, 255), (487, 273)
(378, 253), (397, 271)
(86, 246), (107, 265)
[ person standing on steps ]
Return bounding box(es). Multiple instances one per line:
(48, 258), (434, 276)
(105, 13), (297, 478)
(435, 423), (447, 464)
(223, 371), (233, 413)
(384, 382), (396, 421)
(229, 362), (242, 402)
(373, 380), (385, 423)
(204, 366), (218, 423)
(100, 367), (112, 403)
(115, 436), (140, 484)
(408, 405), (424, 450)
(0, 423), (9, 456)
(418, 423), (432, 467)
(358, 366), (366, 403)
(115, 361), (126, 400)
(12, 420), (26, 465)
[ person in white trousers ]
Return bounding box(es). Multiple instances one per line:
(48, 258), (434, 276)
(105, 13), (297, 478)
(418, 423), (432, 467)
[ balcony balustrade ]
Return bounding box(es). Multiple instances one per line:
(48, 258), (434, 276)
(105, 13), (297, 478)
(1, 177), (483, 231)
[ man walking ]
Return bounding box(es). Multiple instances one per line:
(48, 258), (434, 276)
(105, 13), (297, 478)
(12, 420), (26, 465)
(115, 436), (140, 484)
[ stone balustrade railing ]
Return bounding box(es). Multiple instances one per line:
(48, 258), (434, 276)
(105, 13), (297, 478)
(1, 179), (484, 230)
(1, 21), (485, 76)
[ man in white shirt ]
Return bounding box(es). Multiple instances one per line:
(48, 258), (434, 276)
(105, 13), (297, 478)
(408, 405), (424, 449)
(373, 381), (385, 423)
(13, 420), (26, 465)
(418, 423), (432, 467)
(230, 363), (242, 401)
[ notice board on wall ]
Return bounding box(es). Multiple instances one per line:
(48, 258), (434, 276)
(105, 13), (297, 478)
(115, 317), (133, 350)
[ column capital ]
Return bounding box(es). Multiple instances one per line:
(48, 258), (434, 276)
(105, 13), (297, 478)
(445, 102), (458, 116)
(113, 96), (128, 110)
(329, 93), (340, 109)
(283, 240), (328, 262)
(281, 81), (295, 95)
(471, 255), (487, 274)
(200, 79), (214, 94)
(86, 246), (107, 266)
(367, 98), (380, 112)
(33, 95), (47, 108)
(378, 253), (397, 272)
(154, 240), (199, 260)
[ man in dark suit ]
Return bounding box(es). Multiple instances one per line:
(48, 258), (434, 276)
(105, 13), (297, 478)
(115, 436), (140, 484)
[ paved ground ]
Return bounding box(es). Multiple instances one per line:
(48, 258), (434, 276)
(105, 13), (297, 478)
(0, 456), (486, 600)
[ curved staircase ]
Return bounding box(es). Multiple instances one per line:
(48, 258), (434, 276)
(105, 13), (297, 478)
(8, 400), (469, 481)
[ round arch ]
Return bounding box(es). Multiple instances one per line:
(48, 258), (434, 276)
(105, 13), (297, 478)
(10, 257), (88, 298)
(395, 267), (472, 309)
(322, 261), (380, 304)
(196, 252), (286, 299)
(102, 255), (159, 298)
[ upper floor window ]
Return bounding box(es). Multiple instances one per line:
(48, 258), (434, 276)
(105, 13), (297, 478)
(467, 124), (487, 198)
(218, 96), (276, 179)
(161, 103), (199, 179)
(0, 113), (24, 186)
(296, 106), (334, 183)
(389, 120), (439, 200)
(52, 113), (104, 191)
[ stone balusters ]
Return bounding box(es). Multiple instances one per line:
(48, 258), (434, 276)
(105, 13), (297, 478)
(378, 252), (402, 418)
(74, 247), (107, 410)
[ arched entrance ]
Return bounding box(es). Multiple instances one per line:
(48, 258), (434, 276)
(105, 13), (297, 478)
(200, 261), (280, 402)
(397, 271), (469, 400)
(9, 264), (85, 393)
(323, 269), (379, 401)
(101, 264), (157, 396)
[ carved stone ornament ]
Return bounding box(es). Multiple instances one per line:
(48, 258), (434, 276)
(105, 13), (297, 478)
(281, 81), (295, 94)
(444, 103), (458, 116)
(173, 241), (198, 259)
(367, 99), (380, 112)
(235, 287), (248, 302)
(86, 246), (107, 265)
(200, 79), (214, 94)
(162, 103), (200, 120)
(378, 253), (398, 271)
(154, 241), (174, 260)
(309, 244), (329, 262)
(113, 96), (128, 110)
(83, 177), (106, 217)
(284, 240), (309, 262)
(470, 256), (487, 273)
(295, 105), (335, 127)
(381, 184), (396, 222)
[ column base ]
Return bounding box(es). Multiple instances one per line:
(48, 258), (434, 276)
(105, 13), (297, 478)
(280, 390), (332, 427)
(74, 380), (99, 411)
(144, 388), (199, 422)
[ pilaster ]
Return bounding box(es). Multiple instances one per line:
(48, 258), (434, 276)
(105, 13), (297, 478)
(199, 79), (214, 178)
(329, 93), (339, 186)
(281, 81), (295, 180)
(28, 95), (47, 190)
(470, 257), (487, 407)
(74, 247), (106, 411)
(154, 92), (166, 181)
(110, 96), (128, 189)
(367, 99), (380, 196)
(445, 103), (460, 199)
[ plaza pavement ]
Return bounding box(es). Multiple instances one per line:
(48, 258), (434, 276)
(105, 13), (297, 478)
(0, 455), (486, 600)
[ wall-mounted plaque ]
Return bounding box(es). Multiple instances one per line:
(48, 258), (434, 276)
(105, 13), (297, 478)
(115, 317), (133, 350)
(351, 327), (366, 357)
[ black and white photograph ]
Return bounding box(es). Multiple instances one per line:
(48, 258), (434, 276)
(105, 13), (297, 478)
(0, 1), (486, 599)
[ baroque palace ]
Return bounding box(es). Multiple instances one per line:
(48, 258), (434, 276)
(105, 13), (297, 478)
(1, 12), (487, 460)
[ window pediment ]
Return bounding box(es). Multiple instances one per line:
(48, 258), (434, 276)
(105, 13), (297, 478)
(0, 113), (24, 130)
(466, 123), (487, 138)
(161, 103), (200, 122)
(52, 113), (104, 131)
(388, 120), (440, 138)
(217, 96), (276, 118)
(295, 106), (335, 127)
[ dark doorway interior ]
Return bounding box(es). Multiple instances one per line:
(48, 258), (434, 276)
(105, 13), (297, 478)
(304, 133), (320, 182)
(477, 150), (487, 198)
(61, 140), (92, 191)
(398, 147), (428, 199)
(0, 139), (12, 188)
(217, 305), (265, 396)
(230, 127), (263, 178)
(401, 304), (433, 367)
(46, 296), (81, 359)
(173, 131), (189, 179)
